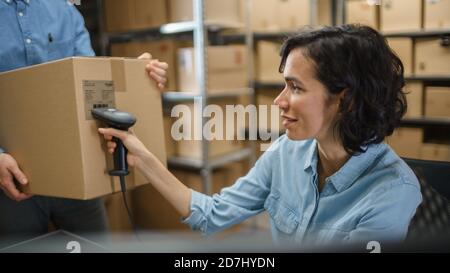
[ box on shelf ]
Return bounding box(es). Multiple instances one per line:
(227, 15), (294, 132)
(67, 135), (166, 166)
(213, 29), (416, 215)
(425, 86), (450, 118)
(386, 127), (423, 159)
(424, 0), (450, 30)
(404, 81), (423, 118)
(380, 0), (422, 32)
(103, 0), (168, 32)
(415, 38), (450, 76)
(243, 0), (332, 32)
(255, 41), (283, 83)
(345, 0), (379, 30)
(168, 0), (241, 26)
(111, 39), (183, 91)
(420, 143), (450, 161)
(387, 37), (414, 75)
(0, 57), (166, 199)
(175, 98), (244, 160)
(177, 45), (248, 93)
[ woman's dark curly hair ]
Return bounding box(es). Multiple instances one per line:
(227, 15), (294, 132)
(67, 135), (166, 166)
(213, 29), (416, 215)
(279, 24), (407, 155)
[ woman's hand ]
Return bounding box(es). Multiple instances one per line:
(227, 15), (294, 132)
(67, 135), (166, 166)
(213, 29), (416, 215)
(138, 52), (169, 91)
(98, 128), (151, 170)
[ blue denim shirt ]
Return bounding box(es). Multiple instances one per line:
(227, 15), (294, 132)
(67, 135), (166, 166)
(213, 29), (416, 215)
(183, 135), (422, 246)
(0, 0), (94, 73)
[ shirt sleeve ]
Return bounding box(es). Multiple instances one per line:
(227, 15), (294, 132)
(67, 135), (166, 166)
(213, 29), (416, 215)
(69, 4), (95, 57)
(182, 149), (276, 235)
(346, 182), (422, 245)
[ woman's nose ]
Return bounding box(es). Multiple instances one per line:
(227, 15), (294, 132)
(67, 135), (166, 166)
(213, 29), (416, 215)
(274, 88), (289, 110)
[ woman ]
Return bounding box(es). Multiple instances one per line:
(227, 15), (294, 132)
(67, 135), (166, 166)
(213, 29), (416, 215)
(98, 25), (422, 247)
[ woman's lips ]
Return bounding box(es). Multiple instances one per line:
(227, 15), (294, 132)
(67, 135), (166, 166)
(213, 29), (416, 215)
(282, 115), (298, 128)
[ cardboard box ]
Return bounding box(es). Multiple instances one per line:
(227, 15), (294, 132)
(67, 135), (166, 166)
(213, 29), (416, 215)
(242, 0), (331, 32)
(276, 0), (311, 30)
(0, 57), (166, 199)
(175, 98), (244, 159)
(386, 127), (423, 159)
(103, 0), (168, 32)
(133, 162), (248, 230)
(111, 40), (182, 91)
(104, 192), (133, 232)
(404, 81), (423, 118)
(424, 0), (450, 30)
(381, 0), (422, 32)
(345, 0), (379, 30)
(163, 115), (177, 158)
(177, 45), (248, 93)
(420, 143), (450, 161)
(242, 0), (278, 31)
(415, 38), (450, 75)
(387, 37), (414, 75)
(425, 86), (450, 118)
(168, 0), (241, 26)
(255, 41), (283, 83)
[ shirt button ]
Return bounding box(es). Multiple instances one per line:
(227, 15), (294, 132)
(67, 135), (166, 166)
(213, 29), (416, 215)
(26, 38), (32, 44)
(6, 0), (11, 3)
(18, 12), (23, 17)
(25, 0), (30, 3)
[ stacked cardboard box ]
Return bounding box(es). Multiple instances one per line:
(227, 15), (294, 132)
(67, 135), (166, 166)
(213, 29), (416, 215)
(255, 41), (283, 83)
(0, 57), (166, 199)
(111, 39), (184, 92)
(169, 0), (242, 26)
(387, 127), (424, 159)
(380, 0), (422, 32)
(415, 38), (450, 76)
(425, 87), (450, 118)
(424, 0), (450, 30)
(345, 0), (379, 30)
(103, 0), (168, 32)
(177, 45), (248, 94)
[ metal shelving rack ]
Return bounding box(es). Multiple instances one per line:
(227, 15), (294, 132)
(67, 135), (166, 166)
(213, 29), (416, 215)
(96, 0), (256, 195)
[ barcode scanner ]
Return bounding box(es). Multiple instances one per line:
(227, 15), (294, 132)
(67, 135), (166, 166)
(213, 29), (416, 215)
(91, 108), (136, 192)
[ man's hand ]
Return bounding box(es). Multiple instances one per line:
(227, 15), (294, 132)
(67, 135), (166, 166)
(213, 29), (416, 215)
(0, 153), (33, 201)
(138, 52), (169, 91)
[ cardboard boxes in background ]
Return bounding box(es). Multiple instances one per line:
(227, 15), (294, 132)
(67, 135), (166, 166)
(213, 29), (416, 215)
(0, 57), (166, 199)
(175, 98), (244, 159)
(415, 38), (450, 76)
(380, 0), (422, 32)
(242, 0), (332, 32)
(425, 86), (450, 118)
(424, 0), (450, 30)
(177, 45), (248, 93)
(133, 161), (249, 230)
(420, 143), (450, 161)
(345, 0), (379, 30)
(163, 114), (177, 158)
(404, 81), (423, 118)
(103, 0), (168, 32)
(387, 127), (423, 159)
(255, 41), (283, 83)
(111, 39), (185, 91)
(104, 192), (134, 232)
(387, 37), (413, 76)
(169, 0), (241, 26)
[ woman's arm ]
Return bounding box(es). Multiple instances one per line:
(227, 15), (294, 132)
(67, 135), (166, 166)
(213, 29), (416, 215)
(98, 128), (191, 218)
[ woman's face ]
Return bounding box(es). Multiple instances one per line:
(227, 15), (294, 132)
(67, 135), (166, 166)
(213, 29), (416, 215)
(274, 48), (340, 141)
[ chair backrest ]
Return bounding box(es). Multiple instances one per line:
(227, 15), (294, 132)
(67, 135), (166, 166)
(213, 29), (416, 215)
(403, 158), (450, 240)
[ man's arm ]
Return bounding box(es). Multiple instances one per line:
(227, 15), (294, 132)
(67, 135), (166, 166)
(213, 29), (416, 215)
(69, 4), (95, 57)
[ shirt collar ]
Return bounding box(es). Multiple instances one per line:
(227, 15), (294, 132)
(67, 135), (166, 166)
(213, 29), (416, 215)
(327, 142), (386, 193)
(303, 139), (319, 174)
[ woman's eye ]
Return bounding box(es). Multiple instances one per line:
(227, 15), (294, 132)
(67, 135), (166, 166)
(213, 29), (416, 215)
(292, 85), (302, 92)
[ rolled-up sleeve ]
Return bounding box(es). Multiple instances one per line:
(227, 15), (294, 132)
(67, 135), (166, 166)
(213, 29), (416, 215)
(182, 148), (276, 235)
